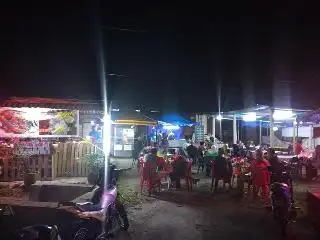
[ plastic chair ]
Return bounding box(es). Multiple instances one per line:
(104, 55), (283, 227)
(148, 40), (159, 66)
(140, 162), (160, 194)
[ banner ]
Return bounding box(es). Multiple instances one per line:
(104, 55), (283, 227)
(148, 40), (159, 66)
(0, 107), (78, 137)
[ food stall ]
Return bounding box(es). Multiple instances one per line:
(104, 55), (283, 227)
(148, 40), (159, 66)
(111, 110), (157, 158)
(0, 97), (103, 181)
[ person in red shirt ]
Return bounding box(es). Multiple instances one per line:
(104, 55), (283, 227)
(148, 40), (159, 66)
(295, 140), (303, 155)
(251, 149), (271, 203)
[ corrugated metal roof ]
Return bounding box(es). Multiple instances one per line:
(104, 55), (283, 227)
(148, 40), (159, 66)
(1, 97), (102, 111)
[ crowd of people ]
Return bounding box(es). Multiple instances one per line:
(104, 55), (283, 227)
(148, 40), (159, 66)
(138, 134), (319, 205)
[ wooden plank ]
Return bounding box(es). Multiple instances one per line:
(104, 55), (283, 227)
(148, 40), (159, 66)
(65, 143), (70, 177)
(51, 147), (57, 179)
(70, 142), (76, 176)
(55, 143), (61, 177)
(62, 143), (68, 177)
(77, 143), (84, 177)
(43, 155), (49, 180)
(74, 142), (80, 177)
(58, 143), (64, 177)
(37, 155), (43, 181)
(79, 143), (85, 176)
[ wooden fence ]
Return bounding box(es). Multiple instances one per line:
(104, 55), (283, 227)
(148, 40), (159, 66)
(0, 142), (101, 181)
(0, 154), (52, 181)
(51, 142), (102, 178)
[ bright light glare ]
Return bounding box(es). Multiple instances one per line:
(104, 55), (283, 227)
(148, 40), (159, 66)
(242, 112), (257, 122)
(15, 107), (54, 121)
(216, 115), (222, 121)
(273, 127), (279, 131)
(273, 110), (293, 120)
(163, 125), (180, 130)
(103, 113), (111, 158)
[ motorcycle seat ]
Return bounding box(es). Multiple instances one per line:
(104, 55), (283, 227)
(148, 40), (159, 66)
(75, 202), (102, 212)
(272, 182), (289, 188)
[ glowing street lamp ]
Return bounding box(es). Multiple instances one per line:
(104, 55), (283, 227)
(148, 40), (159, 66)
(273, 110), (293, 120)
(216, 114), (222, 121)
(242, 112), (257, 122)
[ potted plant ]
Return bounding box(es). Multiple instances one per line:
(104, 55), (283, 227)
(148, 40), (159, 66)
(20, 155), (38, 188)
(84, 152), (105, 185)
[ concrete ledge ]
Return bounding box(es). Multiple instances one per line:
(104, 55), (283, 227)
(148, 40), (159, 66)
(29, 184), (92, 202)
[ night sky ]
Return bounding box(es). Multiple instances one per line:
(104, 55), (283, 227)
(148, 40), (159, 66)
(2, 2), (320, 113)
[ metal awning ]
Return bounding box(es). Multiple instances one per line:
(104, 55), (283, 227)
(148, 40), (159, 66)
(1, 97), (103, 111)
(209, 105), (311, 122)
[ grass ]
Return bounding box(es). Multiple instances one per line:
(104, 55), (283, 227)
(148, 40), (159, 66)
(117, 183), (142, 207)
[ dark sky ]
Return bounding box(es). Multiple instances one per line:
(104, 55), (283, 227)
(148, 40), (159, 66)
(2, 2), (320, 113)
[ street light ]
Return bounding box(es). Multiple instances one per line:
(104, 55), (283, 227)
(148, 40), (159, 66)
(216, 114), (222, 121)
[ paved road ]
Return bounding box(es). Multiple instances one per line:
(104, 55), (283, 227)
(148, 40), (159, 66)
(116, 191), (315, 240)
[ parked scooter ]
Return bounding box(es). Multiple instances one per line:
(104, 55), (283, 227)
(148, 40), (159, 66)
(268, 168), (297, 236)
(12, 225), (61, 240)
(58, 163), (129, 239)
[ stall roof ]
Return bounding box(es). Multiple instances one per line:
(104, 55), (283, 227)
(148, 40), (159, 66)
(298, 108), (320, 124)
(1, 97), (103, 111)
(208, 105), (311, 122)
(159, 114), (195, 126)
(111, 110), (157, 125)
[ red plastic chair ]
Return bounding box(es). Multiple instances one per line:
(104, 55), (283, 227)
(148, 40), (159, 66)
(140, 162), (160, 194)
(232, 158), (242, 187)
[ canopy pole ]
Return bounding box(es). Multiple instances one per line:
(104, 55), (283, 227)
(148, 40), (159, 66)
(293, 119), (296, 151)
(219, 118), (222, 141)
(212, 117), (216, 139)
(309, 125), (314, 149)
(233, 114), (237, 144)
(269, 108), (275, 147)
(259, 120), (262, 145)
(203, 114), (208, 135)
(237, 121), (240, 142)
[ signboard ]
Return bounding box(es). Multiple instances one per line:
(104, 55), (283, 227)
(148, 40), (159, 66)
(13, 140), (51, 155)
(168, 139), (187, 148)
(0, 107), (78, 137)
(195, 125), (204, 143)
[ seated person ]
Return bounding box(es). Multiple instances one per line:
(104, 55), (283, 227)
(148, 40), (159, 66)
(169, 149), (188, 188)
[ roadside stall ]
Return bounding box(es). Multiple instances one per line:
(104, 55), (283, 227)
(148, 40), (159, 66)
(111, 110), (157, 158)
(0, 97), (103, 182)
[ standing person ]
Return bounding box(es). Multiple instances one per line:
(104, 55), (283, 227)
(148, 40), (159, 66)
(186, 142), (197, 166)
(267, 148), (284, 183)
(197, 142), (205, 173)
(251, 149), (271, 204)
(212, 148), (233, 193)
(144, 147), (159, 195)
(295, 139), (303, 155)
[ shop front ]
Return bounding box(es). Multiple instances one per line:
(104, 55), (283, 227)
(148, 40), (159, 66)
(0, 97), (102, 181)
(111, 119), (157, 158)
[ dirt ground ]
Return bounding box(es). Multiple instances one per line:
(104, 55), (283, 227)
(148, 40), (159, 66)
(0, 167), (318, 239)
(115, 170), (317, 240)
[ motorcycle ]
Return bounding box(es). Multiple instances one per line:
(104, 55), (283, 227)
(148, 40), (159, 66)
(268, 169), (297, 236)
(12, 224), (62, 240)
(58, 164), (129, 239)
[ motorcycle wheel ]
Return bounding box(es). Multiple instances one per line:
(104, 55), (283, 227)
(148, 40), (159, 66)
(275, 208), (288, 237)
(116, 201), (129, 231)
(71, 220), (100, 240)
(117, 213), (129, 231)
